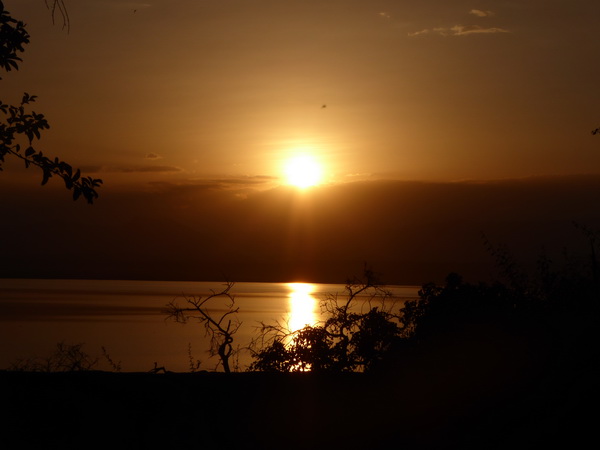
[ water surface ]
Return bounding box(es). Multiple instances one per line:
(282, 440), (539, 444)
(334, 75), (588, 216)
(0, 279), (419, 372)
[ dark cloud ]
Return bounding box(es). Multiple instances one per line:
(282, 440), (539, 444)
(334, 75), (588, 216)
(115, 165), (183, 173)
(2, 175), (599, 284)
(148, 175), (278, 192)
(76, 165), (104, 174)
(144, 152), (162, 159)
(209, 175), (278, 188)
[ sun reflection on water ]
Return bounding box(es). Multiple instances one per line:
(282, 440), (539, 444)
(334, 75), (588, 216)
(287, 283), (319, 332)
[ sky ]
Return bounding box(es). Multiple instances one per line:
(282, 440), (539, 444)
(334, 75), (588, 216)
(1, 0), (600, 284)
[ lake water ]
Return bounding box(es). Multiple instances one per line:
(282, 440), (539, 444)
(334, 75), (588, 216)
(0, 279), (420, 372)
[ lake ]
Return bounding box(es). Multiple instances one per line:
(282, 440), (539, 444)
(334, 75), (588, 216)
(0, 279), (420, 372)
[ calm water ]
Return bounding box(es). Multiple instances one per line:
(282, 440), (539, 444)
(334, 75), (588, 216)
(0, 279), (420, 372)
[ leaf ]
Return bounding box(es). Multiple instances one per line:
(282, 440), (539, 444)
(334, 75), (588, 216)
(62, 163), (72, 177)
(41, 169), (51, 186)
(25, 146), (35, 157)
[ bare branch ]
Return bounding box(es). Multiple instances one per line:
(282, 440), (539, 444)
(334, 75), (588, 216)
(164, 282), (241, 373)
(45, 0), (70, 32)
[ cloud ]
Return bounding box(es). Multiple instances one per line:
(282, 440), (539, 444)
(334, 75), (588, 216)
(76, 165), (104, 174)
(215, 175), (277, 186)
(408, 24), (509, 37)
(107, 2), (152, 10)
(193, 175), (278, 190)
(377, 12), (391, 19)
(407, 28), (431, 37)
(144, 152), (162, 160)
(470, 9), (494, 17)
(5, 174), (600, 284)
(451, 25), (509, 35)
(115, 165), (183, 173)
(148, 175), (278, 192)
(409, 9), (507, 37)
(65, 165), (180, 174)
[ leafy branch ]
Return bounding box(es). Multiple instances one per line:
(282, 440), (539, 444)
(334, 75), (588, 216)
(0, 93), (103, 203)
(0, 1), (29, 78)
(0, 2), (102, 202)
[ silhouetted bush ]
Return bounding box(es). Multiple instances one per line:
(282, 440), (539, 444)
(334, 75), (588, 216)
(9, 341), (98, 372)
(394, 228), (600, 369)
(250, 269), (405, 372)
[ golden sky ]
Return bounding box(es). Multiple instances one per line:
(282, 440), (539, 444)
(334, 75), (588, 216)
(2, 1), (600, 284)
(3, 0), (600, 190)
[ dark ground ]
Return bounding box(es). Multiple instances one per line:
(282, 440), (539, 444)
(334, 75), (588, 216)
(2, 325), (598, 450)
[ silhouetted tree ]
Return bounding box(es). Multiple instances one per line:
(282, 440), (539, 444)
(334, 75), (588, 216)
(401, 273), (522, 345)
(483, 228), (600, 312)
(573, 222), (600, 296)
(250, 268), (404, 372)
(0, 1), (102, 202)
(397, 227), (600, 359)
(165, 282), (241, 373)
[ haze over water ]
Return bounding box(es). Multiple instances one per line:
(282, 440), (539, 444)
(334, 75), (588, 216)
(0, 279), (419, 372)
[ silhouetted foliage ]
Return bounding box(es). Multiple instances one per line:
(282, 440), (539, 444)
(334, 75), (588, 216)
(573, 221), (600, 296)
(251, 226), (600, 374)
(148, 362), (170, 374)
(165, 282), (241, 373)
(9, 341), (99, 372)
(101, 346), (122, 372)
(0, 1), (28, 78)
(250, 268), (404, 372)
(397, 227), (600, 359)
(483, 227), (600, 312)
(0, 1), (102, 202)
(400, 273), (522, 346)
(187, 342), (202, 372)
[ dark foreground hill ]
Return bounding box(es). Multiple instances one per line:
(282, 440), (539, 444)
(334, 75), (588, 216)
(3, 328), (598, 450)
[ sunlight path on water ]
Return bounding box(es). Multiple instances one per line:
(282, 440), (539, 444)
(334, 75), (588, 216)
(286, 283), (319, 332)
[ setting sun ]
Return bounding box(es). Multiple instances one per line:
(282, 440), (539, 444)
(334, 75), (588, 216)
(284, 155), (323, 188)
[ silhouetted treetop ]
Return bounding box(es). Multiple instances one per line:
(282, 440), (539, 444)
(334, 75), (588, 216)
(0, 1), (29, 78)
(0, 1), (102, 203)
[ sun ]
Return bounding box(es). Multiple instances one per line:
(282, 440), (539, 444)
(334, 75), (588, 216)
(284, 155), (323, 188)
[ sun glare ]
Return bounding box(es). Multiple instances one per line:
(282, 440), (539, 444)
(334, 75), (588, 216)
(287, 283), (318, 332)
(284, 155), (323, 188)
